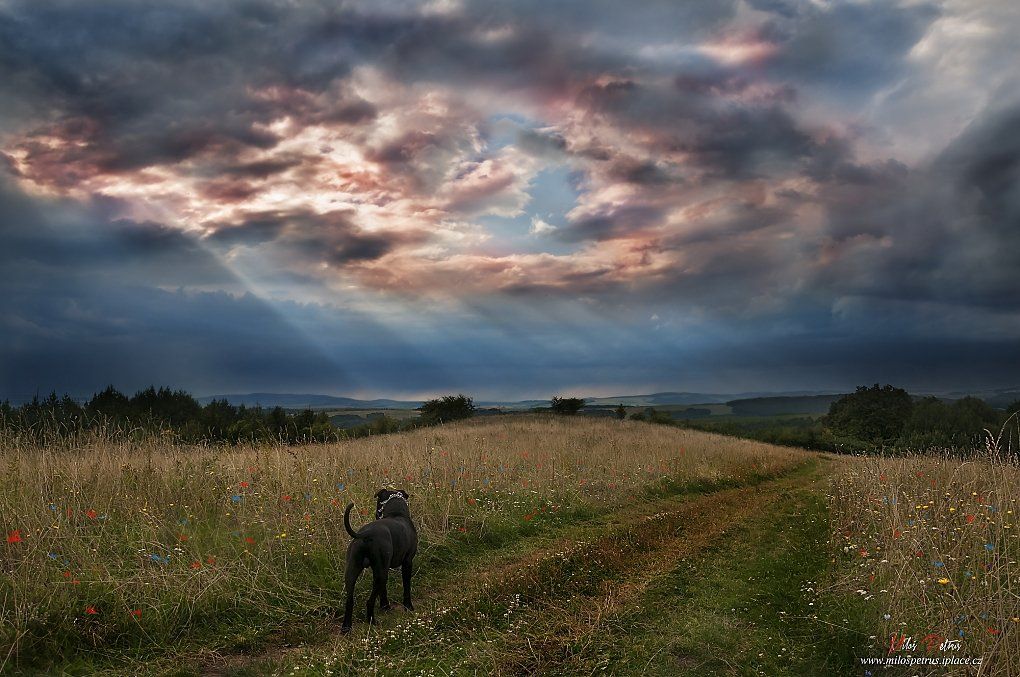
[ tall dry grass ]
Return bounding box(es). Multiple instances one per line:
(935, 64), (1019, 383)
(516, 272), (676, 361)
(829, 431), (1019, 673)
(0, 415), (803, 669)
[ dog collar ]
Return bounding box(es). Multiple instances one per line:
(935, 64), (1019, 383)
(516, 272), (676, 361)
(376, 493), (408, 516)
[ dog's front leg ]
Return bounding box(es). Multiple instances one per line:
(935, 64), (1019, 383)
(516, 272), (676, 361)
(401, 560), (414, 611)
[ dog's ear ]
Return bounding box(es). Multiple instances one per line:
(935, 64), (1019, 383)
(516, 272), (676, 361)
(399, 490), (410, 499)
(375, 489), (388, 500)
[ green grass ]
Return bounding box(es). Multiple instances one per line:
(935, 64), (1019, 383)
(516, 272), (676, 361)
(584, 469), (872, 675)
(245, 460), (873, 677)
(33, 466), (800, 676)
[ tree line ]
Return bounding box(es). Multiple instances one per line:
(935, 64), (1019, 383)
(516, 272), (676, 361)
(0, 387), (479, 445)
(658, 384), (1020, 455)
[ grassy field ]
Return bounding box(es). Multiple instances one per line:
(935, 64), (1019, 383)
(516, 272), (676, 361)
(4, 414), (1017, 675)
(829, 445), (1020, 673)
(0, 415), (803, 674)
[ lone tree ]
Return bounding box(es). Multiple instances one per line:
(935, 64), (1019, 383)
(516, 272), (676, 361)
(615, 404), (627, 420)
(419, 394), (475, 425)
(823, 384), (913, 448)
(550, 396), (585, 416)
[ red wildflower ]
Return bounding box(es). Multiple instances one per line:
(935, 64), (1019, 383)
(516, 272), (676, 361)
(244, 536), (255, 545)
(190, 561), (201, 570)
(967, 515), (976, 524)
(85, 509), (97, 520)
(239, 481), (249, 489)
(130, 609), (142, 618)
(85, 606), (97, 615)
(6, 530), (22, 544)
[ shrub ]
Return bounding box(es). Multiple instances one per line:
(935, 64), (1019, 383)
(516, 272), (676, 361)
(418, 394), (475, 425)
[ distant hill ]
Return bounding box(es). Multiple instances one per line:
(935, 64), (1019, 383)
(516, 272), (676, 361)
(197, 390), (845, 412)
(584, 390), (840, 408)
(938, 387), (1020, 409)
(726, 394), (846, 416)
(195, 393), (423, 409)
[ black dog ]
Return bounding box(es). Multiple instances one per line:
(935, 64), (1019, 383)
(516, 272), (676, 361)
(341, 488), (417, 633)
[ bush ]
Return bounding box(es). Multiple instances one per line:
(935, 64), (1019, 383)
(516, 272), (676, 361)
(418, 394), (475, 425)
(550, 397), (585, 415)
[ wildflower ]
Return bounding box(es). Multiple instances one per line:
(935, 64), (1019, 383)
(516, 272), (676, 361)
(937, 578), (950, 585)
(6, 530), (22, 544)
(130, 609), (142, 618)
(85, 509), (97, 520)
(85, 606), (98, 615)
(239, 481), (249, 489)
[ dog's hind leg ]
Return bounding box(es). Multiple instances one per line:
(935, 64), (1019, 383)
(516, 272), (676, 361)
(401, 559), (414, 611)
(341, 561), (362, 633)
(365, 564), (388, 624)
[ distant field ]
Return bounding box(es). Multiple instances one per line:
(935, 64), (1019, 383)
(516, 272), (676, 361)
(324, 408), (422, 428)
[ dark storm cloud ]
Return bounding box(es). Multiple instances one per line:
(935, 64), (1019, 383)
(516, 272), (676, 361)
(204, 208), (423, 267)
(807, 99), (1020, 314)
(761, 1), (941, 95)
(1, 0), (1019, 400)
(556, 204), (666, 242)
(0, 174), (230, 286)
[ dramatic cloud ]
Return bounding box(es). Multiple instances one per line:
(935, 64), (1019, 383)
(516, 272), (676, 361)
(1, 0), (1019, 399)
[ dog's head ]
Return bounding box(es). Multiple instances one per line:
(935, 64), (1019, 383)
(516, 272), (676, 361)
(375, 488), (410, 519)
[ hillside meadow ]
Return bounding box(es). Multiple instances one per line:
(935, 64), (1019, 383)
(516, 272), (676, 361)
(0, 415), (802, 672)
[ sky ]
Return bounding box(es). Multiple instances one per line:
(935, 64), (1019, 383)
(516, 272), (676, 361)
(1, 0), (1019, 402)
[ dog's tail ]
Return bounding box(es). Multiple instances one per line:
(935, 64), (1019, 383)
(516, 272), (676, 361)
(344, 503), (361, 539)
